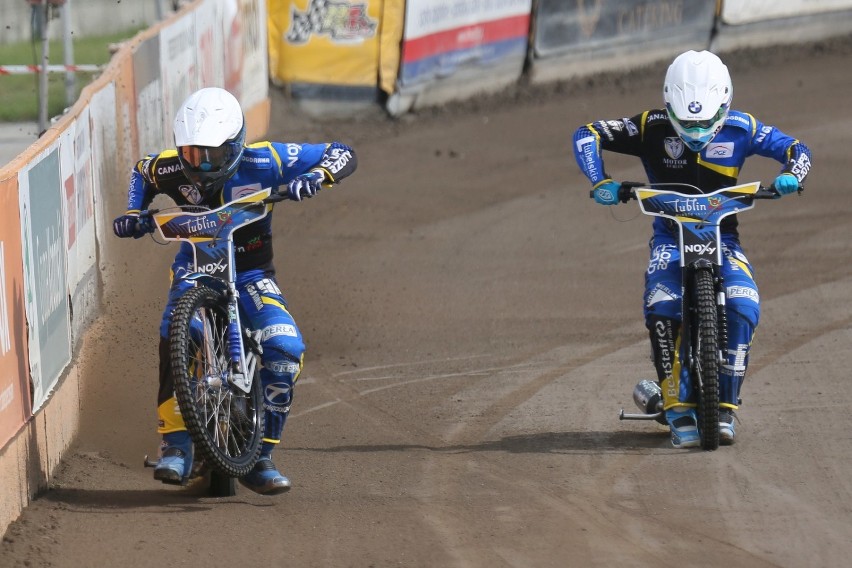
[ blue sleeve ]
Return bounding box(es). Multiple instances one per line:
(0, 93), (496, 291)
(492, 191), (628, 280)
(749, 116), (812, 184)
(573, 125), (608, 186)
(314, 142), (357, 182)
(126, 155), (158, 212)
(268, 142), (328, 184)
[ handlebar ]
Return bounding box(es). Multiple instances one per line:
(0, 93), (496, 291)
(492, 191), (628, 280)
(135, 190), (291, 241)
(588, 181), (803, 202)
(138, 190), (290, 221)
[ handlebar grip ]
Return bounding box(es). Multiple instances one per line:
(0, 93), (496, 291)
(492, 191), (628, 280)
(757, 183), (802, 199)
(618, 184), (634, 203)
(264, 191), (289, 204)
(588, 182), (640, 202)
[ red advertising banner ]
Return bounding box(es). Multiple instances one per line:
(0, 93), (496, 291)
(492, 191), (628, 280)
(399, 0), (531, 88)
(0, 175), (32, 449)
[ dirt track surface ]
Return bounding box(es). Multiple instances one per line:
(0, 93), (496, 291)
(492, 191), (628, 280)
(3, 38), (852, 567)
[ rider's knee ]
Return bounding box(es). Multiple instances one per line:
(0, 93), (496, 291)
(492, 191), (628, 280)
(260, 324), (305, 359)
(644, 282), (682, 321)
(726, 285), (760, 328)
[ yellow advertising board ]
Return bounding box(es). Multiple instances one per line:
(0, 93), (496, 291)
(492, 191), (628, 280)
(268, 0), (384, 87)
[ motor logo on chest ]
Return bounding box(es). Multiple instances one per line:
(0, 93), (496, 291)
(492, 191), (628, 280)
(663, 137), (687, 167)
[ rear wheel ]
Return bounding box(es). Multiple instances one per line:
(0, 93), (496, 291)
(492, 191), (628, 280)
(208, 471), (237, 497)
(693, 268), (720, 450)
(169, 285), (264, 478)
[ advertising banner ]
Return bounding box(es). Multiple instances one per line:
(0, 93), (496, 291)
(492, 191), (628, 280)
(533, 0), (715, 59)
(196, 0), (227, 91)
(59, 111), (99, 343)
(18, 149), (72, 411)
(160, 11), (200, 148)
(399, 0), (532, 88)
(721, 0), (852, 25)
(112, 56), (140, 186)
(0, 176), (31, 448)
(379, 0), (405, 94)
(89, 82), (122, 263)
(268, 0), (381, 87)
(133, 34), (166, 155)
(238, 0), (269, 110)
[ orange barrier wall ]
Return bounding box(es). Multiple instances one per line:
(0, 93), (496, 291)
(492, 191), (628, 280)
(0, 176), (30, 451)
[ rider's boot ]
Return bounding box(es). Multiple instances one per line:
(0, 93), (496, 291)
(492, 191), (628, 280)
(153, 430), (192, 484)
(719, 409), (736, 445)
(239, 455), (291, 495)
(666, 407), (700, 449)
(239, 355), (299, 496)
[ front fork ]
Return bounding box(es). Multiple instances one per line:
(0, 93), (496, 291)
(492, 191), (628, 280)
(225, 283), (263, 393)
(684, 267), (728, 377)
(715, 275), (729, 368)
(621, 266), (728, 420)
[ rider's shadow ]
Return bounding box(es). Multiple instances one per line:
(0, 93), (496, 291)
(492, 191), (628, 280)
(32, 485), (277, 512)
(293, 429), (670, 456)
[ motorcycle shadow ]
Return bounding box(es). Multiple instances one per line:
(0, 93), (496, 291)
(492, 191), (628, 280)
(300, 428), (672, 456)
(491, 429), (671, 455)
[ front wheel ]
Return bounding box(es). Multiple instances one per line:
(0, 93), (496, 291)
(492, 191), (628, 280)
(693, 268), (720, 450)
(169, 285), (264, 478)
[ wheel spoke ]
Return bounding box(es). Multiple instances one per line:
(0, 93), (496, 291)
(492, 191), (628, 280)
(169, 286), (264, 477)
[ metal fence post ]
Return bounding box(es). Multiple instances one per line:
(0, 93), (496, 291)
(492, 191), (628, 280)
(62, 0), (75, 108)
(34, 0), (50, 134)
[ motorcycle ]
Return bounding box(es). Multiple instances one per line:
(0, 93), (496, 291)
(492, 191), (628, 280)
(141, 187), (287, 495)
(596, 181), (790, 450)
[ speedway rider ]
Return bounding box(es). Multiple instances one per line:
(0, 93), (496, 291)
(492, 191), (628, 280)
(113, 87), (358, 492)
(572, 50), (811, 448)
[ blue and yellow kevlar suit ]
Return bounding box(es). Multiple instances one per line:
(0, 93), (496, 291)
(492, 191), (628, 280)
(123, 140), (357, 465)
(573, 109), (811, 411)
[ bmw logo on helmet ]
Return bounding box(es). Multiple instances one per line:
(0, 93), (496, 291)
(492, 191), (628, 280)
(688, 101), (703, 114)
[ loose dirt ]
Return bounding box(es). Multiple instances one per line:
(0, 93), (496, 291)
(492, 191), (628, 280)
(2, 36), (852, 568)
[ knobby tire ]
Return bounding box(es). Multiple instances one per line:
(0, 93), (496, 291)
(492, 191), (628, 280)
(169, 285), (264, 478)
(694, 268), (720, 450)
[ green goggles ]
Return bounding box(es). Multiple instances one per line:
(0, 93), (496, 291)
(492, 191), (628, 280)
(666, 104), (727, 131)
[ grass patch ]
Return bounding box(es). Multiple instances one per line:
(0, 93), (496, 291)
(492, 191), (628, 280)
(0, 28), (143, 122)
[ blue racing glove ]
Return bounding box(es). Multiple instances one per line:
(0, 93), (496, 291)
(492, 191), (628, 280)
(592, 180), (621, 205)
(286, 170), (325, 201)
(113, 213), (153, 239)
(773, 173), (799, 197)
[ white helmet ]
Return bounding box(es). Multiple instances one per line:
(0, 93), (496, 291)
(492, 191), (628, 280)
(663, 50), (732, 152)
(173, 87), (246, 196)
